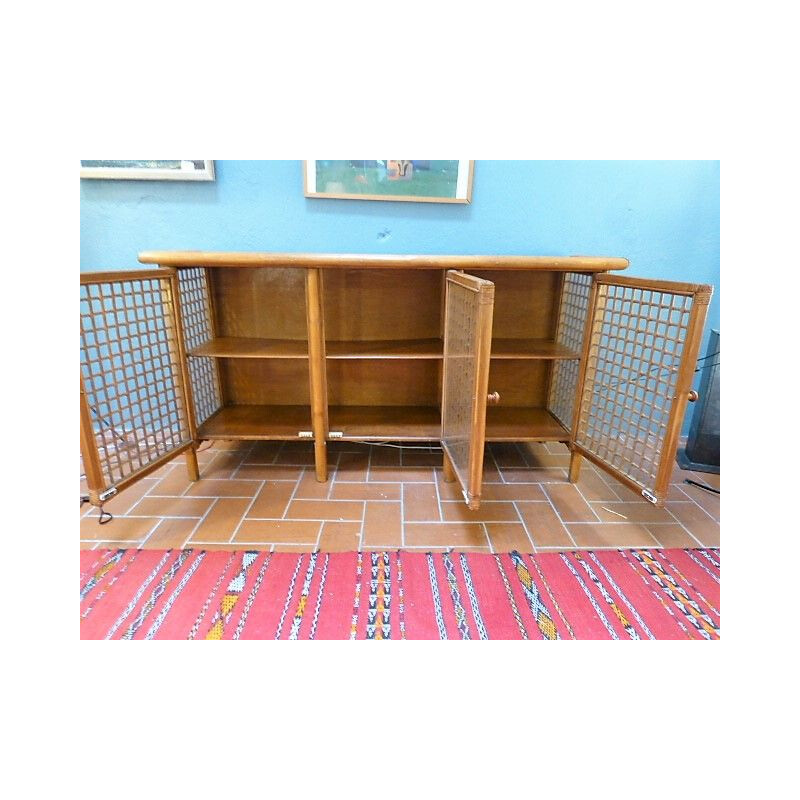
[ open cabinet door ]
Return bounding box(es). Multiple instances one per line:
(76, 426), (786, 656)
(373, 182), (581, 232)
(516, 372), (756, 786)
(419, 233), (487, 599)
(441, 270), (495, 510)
(80, 269), (197, 507)
(573, 275), (713, 505)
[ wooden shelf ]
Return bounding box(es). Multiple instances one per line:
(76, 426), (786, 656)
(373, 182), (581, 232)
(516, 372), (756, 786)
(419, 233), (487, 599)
(197, 405), (311, 440)
(326, 405), (568, 442)
(323, 338), (578, 360)
(485, 407), (569, 441)
(491, 339), (579, 360)
(328, 406), (441, 440)
(196, 404), (568, 443)
(188, 337), (308, 359)
(326, 339), (442, 359)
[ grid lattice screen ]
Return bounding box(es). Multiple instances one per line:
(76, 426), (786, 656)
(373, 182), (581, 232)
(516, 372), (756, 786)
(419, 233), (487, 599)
(177, 268), (222, 426)
(575, 281), (695, 493)
(547, 273), (592, 429)
(80, 275), (192, 488)
(442, 275), (492, 497)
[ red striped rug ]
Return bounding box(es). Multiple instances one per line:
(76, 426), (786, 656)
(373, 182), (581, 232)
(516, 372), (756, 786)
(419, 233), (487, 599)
(80, 548), (720, 640)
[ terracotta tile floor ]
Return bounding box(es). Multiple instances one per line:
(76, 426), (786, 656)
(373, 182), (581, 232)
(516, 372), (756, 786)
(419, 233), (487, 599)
(80, 440), (720, 552)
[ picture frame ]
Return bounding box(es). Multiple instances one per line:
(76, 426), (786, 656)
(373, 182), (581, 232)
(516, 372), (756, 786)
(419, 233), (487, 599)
(304, 160), (473, 204)
(80, 160), (215, 181)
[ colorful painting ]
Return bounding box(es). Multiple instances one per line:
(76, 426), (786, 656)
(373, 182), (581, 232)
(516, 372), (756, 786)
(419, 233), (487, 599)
(304, 160), (473, 203)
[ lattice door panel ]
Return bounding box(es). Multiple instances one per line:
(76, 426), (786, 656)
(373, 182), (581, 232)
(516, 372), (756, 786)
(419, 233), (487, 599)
(80, 270), (195, 502)
(441, 271), (495, 509)
(574, 275), (712, 504)
(176, 267), (222, 426)
(547, 272), (592, 431)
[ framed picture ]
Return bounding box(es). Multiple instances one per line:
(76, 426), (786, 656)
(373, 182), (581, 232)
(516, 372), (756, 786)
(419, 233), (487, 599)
(80, 160), (215, 181)
(304, 160), (473, 203)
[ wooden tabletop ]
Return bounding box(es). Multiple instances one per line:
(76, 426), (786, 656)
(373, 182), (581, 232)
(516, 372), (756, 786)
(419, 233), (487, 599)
(138, 251), (629, 271)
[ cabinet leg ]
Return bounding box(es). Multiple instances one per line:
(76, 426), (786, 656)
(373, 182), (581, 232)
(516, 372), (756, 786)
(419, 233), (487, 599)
(306, 267), (329, 483)
(568, 450), (582, 483)
(442, 451), (456, 482)
(314, 439), (328, 482)
(185, 446), (200, 482)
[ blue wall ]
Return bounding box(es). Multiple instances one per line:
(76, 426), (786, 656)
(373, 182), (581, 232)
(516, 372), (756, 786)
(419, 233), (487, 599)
(81, 160), (719, 429)
(80, 160), (719, 325)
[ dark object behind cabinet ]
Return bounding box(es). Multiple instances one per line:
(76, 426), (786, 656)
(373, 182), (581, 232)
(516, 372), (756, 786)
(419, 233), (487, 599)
(678, 329), (719, 474)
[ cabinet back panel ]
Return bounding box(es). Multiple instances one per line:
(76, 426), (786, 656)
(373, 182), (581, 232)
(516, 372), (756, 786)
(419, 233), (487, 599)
(487, 361), (549, 407)
(211, 268), (308, 340)
(472, 271), (559, 340)
(220, 359), (310, 405)
(324, 269), (441, 341)
(327, 360), (439, 406)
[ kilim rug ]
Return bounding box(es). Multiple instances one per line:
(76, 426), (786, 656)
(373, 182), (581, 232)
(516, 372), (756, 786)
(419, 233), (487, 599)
(80, 548), (720, 640)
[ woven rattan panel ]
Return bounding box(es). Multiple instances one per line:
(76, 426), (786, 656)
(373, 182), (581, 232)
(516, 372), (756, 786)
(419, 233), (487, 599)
(547, 273), (592, 429)
(80, 276), (192, 488)
(442, 281), (477, 485)
(575, 282), (694, 493)
(177, 268), (222, 426)
(442, 274), (493, 497)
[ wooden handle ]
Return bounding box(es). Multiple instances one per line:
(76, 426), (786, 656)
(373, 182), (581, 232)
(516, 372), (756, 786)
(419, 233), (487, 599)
(487, 391), (500, 405)
(687, 390), (699, 402)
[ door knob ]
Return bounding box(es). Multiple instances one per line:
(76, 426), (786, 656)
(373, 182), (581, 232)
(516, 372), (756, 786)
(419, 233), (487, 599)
(487, 391), (500, 405)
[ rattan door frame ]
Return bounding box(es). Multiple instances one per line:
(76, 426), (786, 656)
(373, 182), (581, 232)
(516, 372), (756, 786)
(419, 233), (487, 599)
(571, 274), (713, 505)
(440, 270), (495, 510)
(80, 268), (199, 507)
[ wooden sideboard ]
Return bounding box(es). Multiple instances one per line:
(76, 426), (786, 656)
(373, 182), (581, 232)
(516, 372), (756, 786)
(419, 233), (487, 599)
(80, 253), (712, 511)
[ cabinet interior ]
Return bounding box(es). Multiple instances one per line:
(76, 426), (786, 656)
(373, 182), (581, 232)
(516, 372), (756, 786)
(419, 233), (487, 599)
(192, 266), (579, 443)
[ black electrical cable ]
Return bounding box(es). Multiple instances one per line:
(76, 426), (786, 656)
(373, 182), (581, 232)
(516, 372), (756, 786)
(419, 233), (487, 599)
(89, 405), (129, 443)
(81, 495), (113, 523)
(685, 478), (720, 496)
